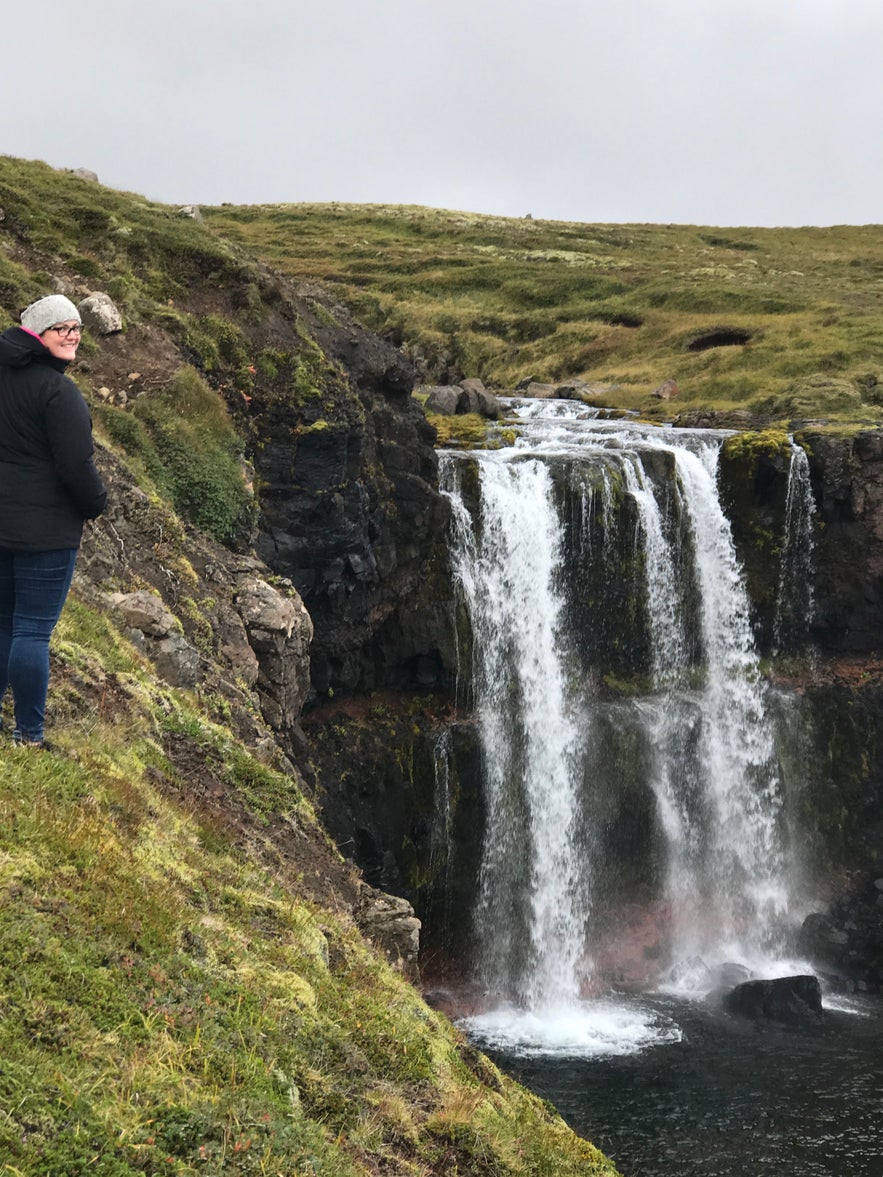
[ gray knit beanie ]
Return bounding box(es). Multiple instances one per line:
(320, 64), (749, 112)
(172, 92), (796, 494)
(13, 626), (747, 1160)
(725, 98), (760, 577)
(20, 295), (82, 336)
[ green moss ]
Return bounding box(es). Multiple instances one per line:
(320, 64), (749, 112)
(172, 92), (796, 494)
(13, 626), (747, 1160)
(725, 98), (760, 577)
(721, 427), (792, 470)
(129, 366), (255, 546)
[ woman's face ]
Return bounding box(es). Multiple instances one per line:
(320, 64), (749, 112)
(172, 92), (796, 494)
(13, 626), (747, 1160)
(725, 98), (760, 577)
(40, 320), (82, 362)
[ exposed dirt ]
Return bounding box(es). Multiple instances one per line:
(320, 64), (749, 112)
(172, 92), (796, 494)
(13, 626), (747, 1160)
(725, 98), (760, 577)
(77, 323), (184, 402)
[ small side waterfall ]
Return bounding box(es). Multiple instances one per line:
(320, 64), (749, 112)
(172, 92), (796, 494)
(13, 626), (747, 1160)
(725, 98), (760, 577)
(441, 403), (813, 1027)
(774, 442), (817, 655)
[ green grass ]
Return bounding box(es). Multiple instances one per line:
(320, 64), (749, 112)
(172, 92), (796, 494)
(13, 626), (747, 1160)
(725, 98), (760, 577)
(0, 593), (620, 1176)
(201, 201), (883, 421)
(0, 155), (252, 316)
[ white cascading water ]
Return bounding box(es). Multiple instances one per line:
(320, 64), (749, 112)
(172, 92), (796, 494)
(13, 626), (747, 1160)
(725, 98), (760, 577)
(773, 442), (817, 654)
(444, 455), (587, 1009)
(440, 400), (810, 1052)
(629, 442), (787, 967)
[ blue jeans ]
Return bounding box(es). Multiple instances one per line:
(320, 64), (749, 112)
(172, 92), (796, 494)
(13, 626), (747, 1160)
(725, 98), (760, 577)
(0, 548), (78, 742)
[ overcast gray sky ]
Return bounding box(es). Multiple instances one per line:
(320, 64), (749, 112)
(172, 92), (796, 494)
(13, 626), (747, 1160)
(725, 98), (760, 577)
(5, 0), (882, 226)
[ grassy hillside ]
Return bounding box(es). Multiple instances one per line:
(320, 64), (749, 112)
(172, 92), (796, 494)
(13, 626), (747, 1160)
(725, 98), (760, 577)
(201, 202), (883, 420)
(0, 598), (617, 1175)
(0, 157), (621, 1175)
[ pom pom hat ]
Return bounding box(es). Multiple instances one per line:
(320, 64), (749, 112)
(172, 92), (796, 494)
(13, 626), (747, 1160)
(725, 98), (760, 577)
(20, 295), (81, 337)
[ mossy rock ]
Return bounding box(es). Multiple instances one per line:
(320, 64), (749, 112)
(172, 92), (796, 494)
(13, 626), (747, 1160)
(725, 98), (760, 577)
(721, 427), (792, 471)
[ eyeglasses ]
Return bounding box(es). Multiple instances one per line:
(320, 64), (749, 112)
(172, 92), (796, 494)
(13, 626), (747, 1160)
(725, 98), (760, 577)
(48, 323), (82, 338)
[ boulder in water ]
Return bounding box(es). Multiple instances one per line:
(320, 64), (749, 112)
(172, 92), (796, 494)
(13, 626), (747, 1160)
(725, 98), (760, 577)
(711, 961), (753, 989)
(723, 975), (823, 1024)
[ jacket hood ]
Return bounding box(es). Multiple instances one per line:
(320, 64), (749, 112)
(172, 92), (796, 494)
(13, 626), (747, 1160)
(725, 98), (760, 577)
(0, 326), (69, 372)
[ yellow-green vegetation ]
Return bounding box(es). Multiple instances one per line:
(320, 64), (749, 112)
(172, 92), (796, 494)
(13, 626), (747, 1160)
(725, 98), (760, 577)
(201, 201), (883, 421)
(0, 156), (252, 318)
(720, 426), (794, 469)
(0, 594), (619, 1176)
(428, 413), (516, 449)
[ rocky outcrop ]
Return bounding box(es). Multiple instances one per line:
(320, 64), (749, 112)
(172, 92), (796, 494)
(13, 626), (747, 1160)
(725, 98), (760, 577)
(798, 877), (883, 993)
(355, 888), (422, 979)
(798, 428), (883, 652)
(250, 287), (454, 697)
(107, 589), (200, 688)
(235, 576), (313, 731)
(78, 449), (314, 750)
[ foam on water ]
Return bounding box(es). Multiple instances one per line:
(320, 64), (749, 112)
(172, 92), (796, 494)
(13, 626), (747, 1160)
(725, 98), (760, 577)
(461, 1000), (683, 1059)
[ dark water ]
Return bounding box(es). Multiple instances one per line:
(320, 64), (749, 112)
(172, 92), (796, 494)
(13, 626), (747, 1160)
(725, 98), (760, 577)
(481, 994), (883, 1177)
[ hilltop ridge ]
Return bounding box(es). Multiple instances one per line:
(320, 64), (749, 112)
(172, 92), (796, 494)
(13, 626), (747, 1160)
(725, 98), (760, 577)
(201, 200), (883, 423)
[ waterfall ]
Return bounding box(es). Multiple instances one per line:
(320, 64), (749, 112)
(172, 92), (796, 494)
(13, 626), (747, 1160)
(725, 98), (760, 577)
(444, 454), (588, 1007)
(429, 729), (455, 945)
(773, 442), (817, 655)
(441, 402), (801, 1020)
(654, 444), (786, 959)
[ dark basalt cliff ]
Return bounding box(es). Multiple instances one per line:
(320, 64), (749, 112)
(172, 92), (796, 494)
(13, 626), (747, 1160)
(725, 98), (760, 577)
(803, 429), (883, 652)
(300, 421), (883, 986)
(719, 426), (883, 656)
(250, 286), (454, 697)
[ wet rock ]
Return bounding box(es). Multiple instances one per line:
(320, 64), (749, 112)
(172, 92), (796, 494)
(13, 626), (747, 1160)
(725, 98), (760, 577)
(723, 975), (822, 1024)
(798, 912), (850, 965)
(799, 877), (883, 992)
(666, 955), (712, 989)
(711, 961), (753, 989)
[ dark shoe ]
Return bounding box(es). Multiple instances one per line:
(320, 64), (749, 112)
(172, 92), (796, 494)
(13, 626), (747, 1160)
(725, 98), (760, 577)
(12, 731), (48, 749)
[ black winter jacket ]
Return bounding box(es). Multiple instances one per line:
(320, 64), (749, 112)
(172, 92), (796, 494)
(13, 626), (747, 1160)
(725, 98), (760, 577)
(0, 327), (107, 551)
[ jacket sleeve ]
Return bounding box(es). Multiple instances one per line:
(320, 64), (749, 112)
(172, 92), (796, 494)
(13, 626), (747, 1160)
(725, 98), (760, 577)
(44, 377), (108, 519)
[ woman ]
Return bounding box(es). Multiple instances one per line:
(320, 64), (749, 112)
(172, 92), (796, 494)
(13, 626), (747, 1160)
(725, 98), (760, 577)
(0, 294), (107, 746)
